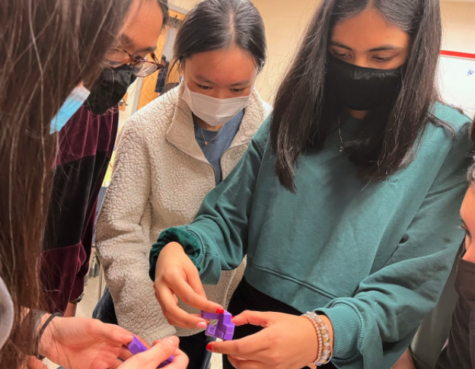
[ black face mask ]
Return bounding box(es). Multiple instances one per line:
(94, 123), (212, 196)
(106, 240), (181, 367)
(326, 54), (404, 111)
(85, 64), (137, 115)
(455, 258), (475, 304)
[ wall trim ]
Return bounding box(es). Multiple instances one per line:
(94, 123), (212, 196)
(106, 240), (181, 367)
(441, 50), (475, 60)
(169, 4), (189, 14)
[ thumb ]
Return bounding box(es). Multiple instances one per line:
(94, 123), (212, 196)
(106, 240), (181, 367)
(85, 319), (134, 345)
(120, 336), (179, 369)
(231, 310), (272, 327)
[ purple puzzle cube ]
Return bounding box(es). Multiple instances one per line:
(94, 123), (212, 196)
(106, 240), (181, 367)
(127, 336), (175, 368)
(128, 336), (148, 355)
(200, 311), (221, 320)
(158, 356), (174, 369)
(200, 310), (235, 341)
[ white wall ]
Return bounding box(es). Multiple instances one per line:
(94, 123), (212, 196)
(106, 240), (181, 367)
(168, 0), (199, 13)
(441, 1), (475, 53)
(251, 0), (320, 103)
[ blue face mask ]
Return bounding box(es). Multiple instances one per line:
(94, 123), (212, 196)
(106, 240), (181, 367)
(50, 85), (91, 134)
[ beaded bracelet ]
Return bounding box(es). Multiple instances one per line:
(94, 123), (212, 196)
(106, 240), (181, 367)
(314, 314), (332, 365)
(302, 314), (322, 369)
(303, 312), (333, 367)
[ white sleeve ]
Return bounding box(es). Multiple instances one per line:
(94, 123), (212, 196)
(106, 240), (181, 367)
(96, 118), (176, 342)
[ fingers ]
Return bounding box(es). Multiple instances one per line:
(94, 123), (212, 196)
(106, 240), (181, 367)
(228, 356), (264, 369)
(110, 358), (129, 369)
(168, 274), (221, 313)
(118, 346), (134, 361)
(118, 337), (179, 369)
(136, 335), (152, 349)
(87, 320), (134, 344)
(162, 301), (208, 329)
(155, 284), (206, 329)
(156, 279), (222, 329)
(231, 311), (272, 328)
(166, 348), (189, 369)
(185, 264), (207, 299)
(209, 331), (269, 360)
(155, 247), (222, 329)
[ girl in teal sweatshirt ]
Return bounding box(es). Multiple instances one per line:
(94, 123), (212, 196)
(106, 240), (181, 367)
(149, 0), (472, 368)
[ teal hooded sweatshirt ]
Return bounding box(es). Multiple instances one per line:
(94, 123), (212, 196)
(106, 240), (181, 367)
(150, 104), (472, 368)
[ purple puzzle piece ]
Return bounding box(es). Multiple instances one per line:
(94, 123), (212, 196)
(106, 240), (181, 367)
(158, 356), (174, 369)
(218, 311), (235, 341)
(200, 310), (235, 341)
(128, 336), (174, 368)
(200, 311), (221, 320)
(128, 336), (148, 355)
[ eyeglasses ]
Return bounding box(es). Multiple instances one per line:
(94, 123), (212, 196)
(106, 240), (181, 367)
(104, 48), (164, 77)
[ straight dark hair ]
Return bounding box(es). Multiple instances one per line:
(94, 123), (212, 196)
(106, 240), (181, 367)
(173, 0), (266, 70)
(0, 0), (132, 366)
(271, 0), (443, 192)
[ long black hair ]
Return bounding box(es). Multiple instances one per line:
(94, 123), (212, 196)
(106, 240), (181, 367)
(173, 0), (266, 70)
(271, 0), (443, 191)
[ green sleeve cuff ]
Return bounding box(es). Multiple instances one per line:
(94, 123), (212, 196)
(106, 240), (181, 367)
(317, 302), (362, 360)
(149, 227), (204, 281)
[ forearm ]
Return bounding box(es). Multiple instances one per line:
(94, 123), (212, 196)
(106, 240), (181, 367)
(112, 266), (176, 342)
(64, 302), (77, 318)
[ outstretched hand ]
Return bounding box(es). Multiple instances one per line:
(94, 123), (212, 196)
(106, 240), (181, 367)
(154, 242), (223, 329)
(40, 316), (137, 369)
(118, 337), (188, 369)
(207, 311), (329, 369)
(39, 316), (189, 369)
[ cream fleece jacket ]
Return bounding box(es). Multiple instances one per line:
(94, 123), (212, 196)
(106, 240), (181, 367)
(96, 84), (272, 342)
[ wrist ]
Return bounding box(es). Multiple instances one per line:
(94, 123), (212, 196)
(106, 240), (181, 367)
(164, 242), (185, 253)
(301, 316), (320, 364)
(160, 242), (187, 264)
(37, 314), (62, 359)
(319, 315), (334, 351)
(302, 312), (334, 368)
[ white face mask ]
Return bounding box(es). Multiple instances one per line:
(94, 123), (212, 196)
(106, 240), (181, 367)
(182, 83), (250, 127)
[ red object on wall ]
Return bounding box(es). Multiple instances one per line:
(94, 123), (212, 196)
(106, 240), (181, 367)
(441, 50), (475, 60)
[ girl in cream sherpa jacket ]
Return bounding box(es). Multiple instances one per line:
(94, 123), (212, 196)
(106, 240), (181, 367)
(95, 83), (272, 343)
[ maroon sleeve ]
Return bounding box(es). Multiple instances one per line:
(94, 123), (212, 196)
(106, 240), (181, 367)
(41, 107), (118, 314)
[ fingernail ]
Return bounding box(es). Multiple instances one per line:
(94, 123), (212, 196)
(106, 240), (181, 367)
(197, 322), (207, 329)
(216, 308), (225, 314)
(121, 334), (134, 341)
(206, 343), (214, 352)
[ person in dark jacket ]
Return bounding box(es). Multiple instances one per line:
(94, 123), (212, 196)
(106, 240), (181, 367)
(155, 56), (169, 94)
(434, 140), (475, 369)
(41, 0), (169, 317)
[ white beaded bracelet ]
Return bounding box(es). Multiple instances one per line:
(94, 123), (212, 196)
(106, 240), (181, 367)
(302, 313), (322, 368)
(303, 312), (333, 367)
